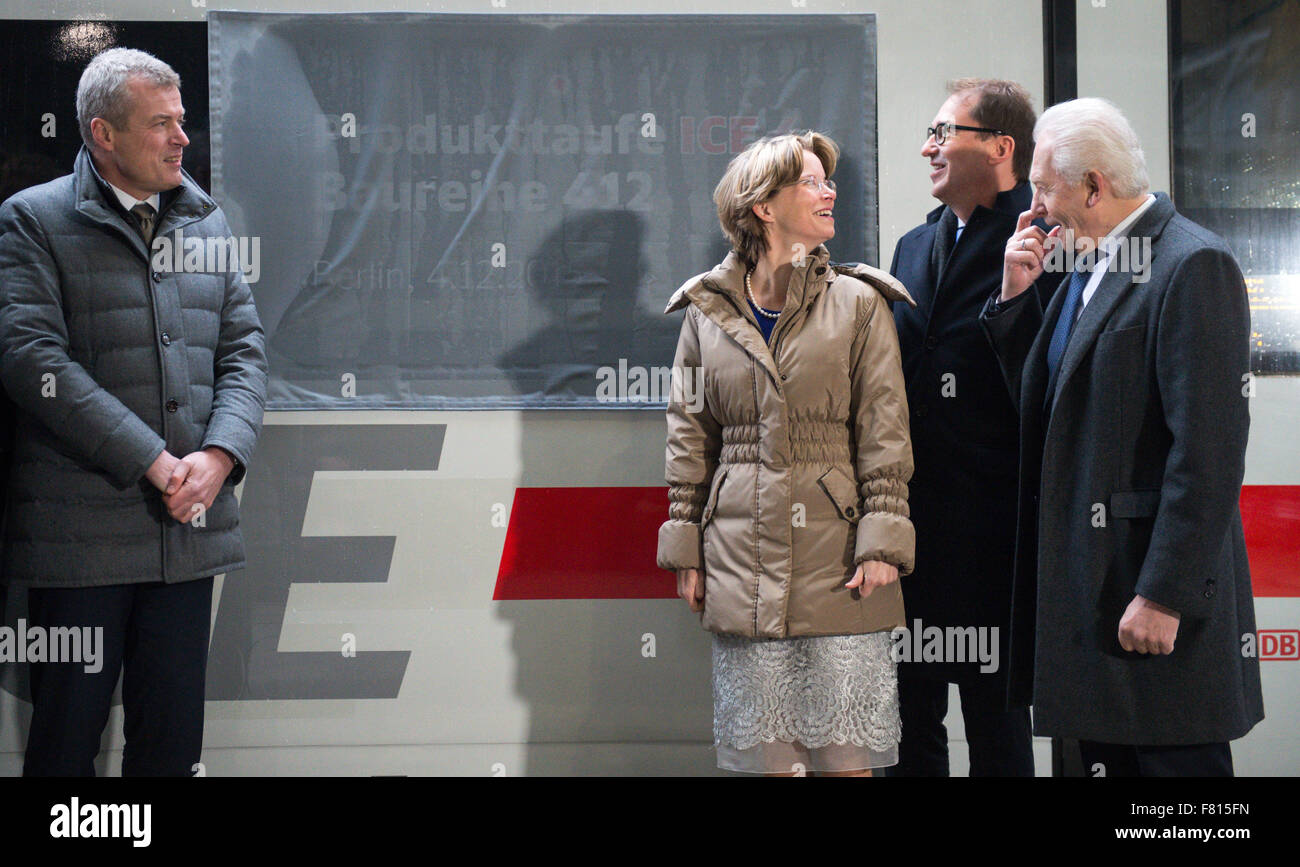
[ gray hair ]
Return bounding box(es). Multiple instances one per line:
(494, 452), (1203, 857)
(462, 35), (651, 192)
(1034, 97), (1149, 198)
(76, 48), (181, 148)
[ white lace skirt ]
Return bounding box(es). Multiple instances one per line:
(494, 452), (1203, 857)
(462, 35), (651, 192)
(712, 631), (900, 774)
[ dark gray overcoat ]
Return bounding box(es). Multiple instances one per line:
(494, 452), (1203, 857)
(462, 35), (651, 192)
(980, 193), (1264, 745)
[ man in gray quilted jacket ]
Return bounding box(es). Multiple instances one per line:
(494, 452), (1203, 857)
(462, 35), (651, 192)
(0, 48), (267, 776)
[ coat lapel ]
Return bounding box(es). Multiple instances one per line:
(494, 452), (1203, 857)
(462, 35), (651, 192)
(73, 149), (151, 261)
(930, 206), (958, 288)
(931, 183), (1034, 321)
(1049, 195), (1174, 413)
(72, 145), (218, 263)
(907, 207), (943, 316)
(693, 279), (783, 387)
(931, 209), (983, 310)
(1021, 286), (1063, 420)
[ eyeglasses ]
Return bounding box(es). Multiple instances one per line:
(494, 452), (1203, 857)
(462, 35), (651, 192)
(795, 176), (836, 194)
(926, 122), (1005, 145)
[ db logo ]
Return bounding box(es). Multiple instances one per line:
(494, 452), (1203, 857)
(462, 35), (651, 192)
(1242, 629), (1300, 660)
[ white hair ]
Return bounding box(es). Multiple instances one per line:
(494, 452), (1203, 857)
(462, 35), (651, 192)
(76, 47), (181, 148)
(1034, 97), (1149, 198)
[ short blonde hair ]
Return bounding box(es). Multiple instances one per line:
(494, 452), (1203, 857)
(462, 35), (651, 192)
(714, 131), (840, 267)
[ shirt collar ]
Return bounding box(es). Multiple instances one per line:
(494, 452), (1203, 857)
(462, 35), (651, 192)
(1100, 193), (1156, 253)
(106, 181), (161, 215)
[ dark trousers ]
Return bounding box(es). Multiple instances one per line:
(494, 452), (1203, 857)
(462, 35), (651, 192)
(1078, 740), (1233, 777)
(23, 577), (214, 777)
(892, 669), (1035, 776)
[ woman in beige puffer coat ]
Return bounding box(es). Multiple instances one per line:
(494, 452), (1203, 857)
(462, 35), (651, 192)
(656, 131), (916, 775)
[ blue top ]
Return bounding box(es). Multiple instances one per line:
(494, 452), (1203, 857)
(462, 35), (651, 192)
(748, 300), (781, 343)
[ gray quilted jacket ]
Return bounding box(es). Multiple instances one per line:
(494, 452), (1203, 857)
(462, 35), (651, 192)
(0, 147), (267, 587)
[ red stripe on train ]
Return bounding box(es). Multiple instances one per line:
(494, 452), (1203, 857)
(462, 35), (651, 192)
(492, 485), (1300, 600)
(493, 487), (675, 600)
(1241, 485), (1300, 597)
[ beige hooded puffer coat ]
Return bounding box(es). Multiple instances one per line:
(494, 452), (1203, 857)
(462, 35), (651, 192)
(656, 245), (917, 639)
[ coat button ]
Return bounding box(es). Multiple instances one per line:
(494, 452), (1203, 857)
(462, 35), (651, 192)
(780, 374), (788, 381)
(815, 266), (826, 275)
(165, 399), (179, 413)
(925, 335), (938, 349)
(152, 271), (163, 283)
(160, 332), (171, 346)
(845, 506), (856, 517)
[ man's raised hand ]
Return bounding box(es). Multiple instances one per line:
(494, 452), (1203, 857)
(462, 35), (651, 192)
(1002, 210), (1059, 301)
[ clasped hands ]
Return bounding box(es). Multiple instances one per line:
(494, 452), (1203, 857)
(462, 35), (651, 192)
(144, 447), (235, 523)
(676, 560), (899, 613)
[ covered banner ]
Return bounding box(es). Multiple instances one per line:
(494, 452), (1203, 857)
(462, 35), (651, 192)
(209, 12), (878, 408)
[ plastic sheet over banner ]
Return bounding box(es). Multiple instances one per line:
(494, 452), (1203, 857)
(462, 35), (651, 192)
(208, 12), (879, 409)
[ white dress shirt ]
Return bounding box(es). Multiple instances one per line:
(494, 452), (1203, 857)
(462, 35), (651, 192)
(1077, 193), (1156, 315)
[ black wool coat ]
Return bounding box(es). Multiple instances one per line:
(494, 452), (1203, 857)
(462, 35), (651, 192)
(889, 182), (1062, 687)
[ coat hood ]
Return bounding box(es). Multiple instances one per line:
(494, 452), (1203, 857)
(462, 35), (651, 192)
(828, 261), (916, 307)
(665, 245), (916, 314)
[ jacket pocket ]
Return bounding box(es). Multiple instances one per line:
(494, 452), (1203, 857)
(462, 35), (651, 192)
(701, 467), (729, 527)
(817, 466), (862, 524)
(1110, 489), (1161, 519)
(1096, 324), (1145, 353)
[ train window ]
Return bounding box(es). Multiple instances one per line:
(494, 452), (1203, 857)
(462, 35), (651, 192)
(1170, 0), (1300, 373)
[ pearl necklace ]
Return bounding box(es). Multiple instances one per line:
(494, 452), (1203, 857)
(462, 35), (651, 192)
(745, 270), (781, 319)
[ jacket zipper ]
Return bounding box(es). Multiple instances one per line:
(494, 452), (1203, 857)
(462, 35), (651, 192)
(145, 230), (170, 583)
(769, 266), (813, 365)
(145, 205), (200, 584)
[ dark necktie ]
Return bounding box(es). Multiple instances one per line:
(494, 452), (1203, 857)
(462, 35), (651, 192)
(1044, 265), (1090, 407)
(130, 202), (156, 244)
